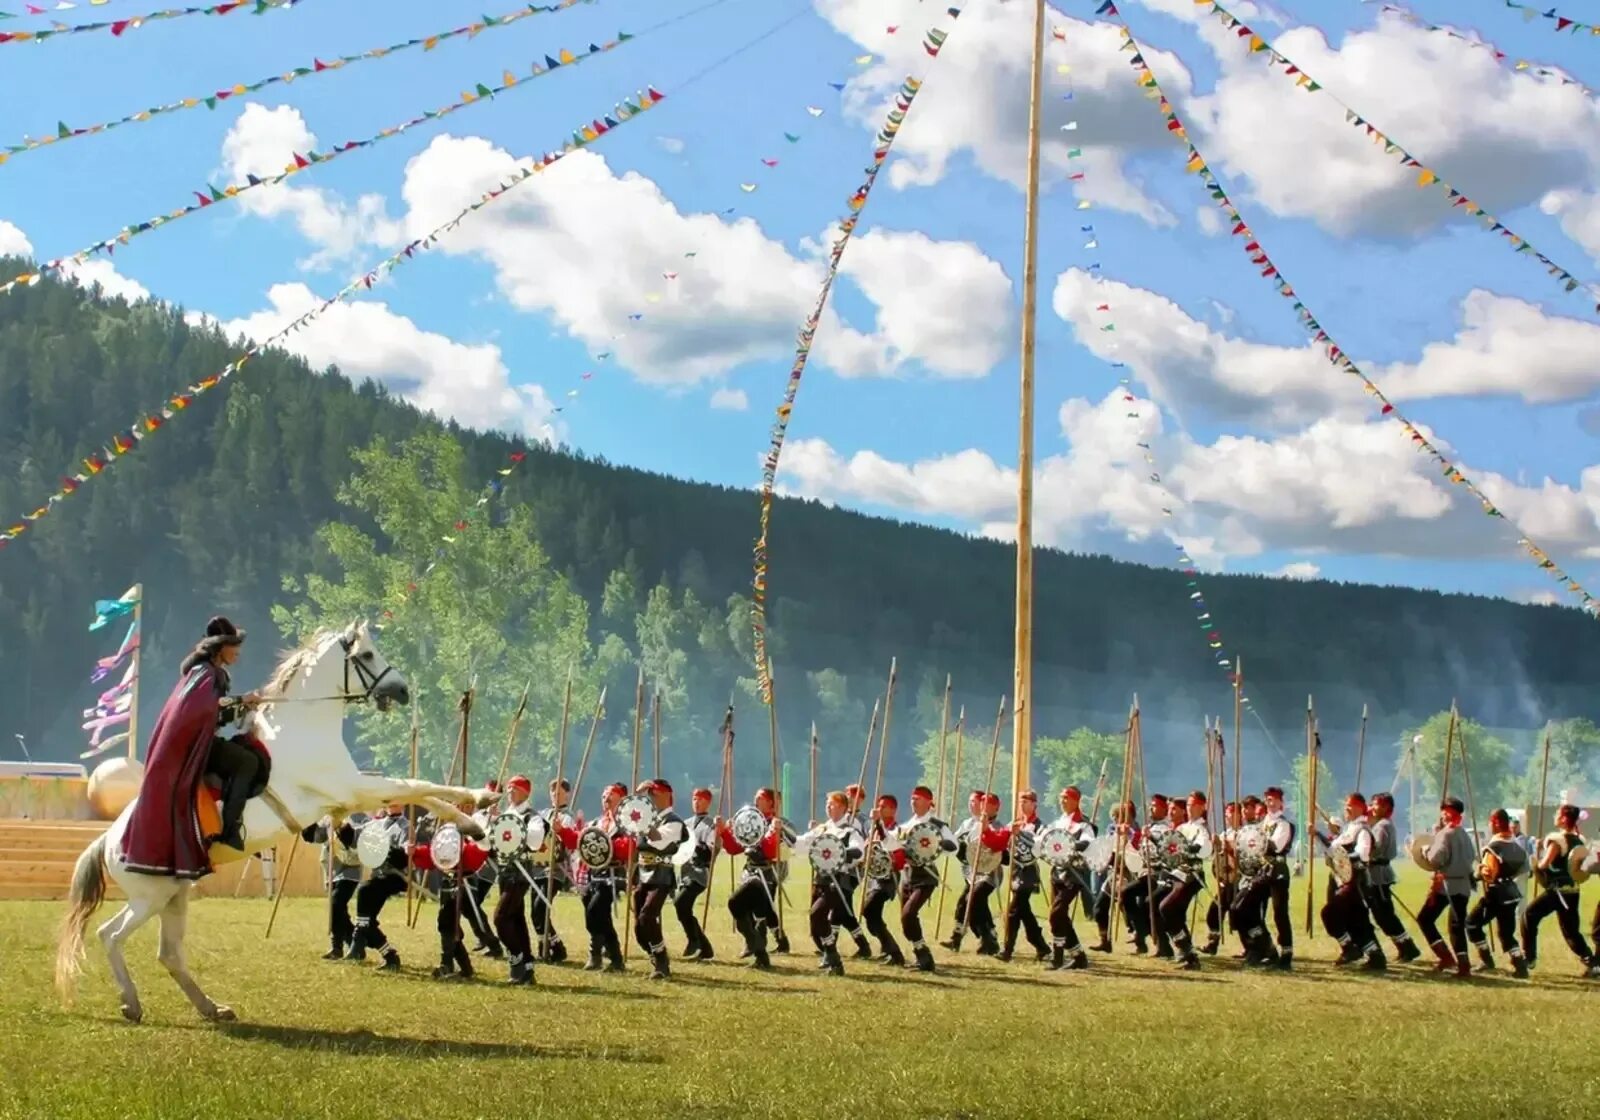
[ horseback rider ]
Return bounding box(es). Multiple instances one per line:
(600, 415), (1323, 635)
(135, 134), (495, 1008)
(120, 616), (267, 877)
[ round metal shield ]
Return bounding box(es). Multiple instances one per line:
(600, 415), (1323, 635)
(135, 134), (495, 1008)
(1156, 830), (1190, 868)
(672, 831), (700, 867)
(577, 825), (613, 870)
(1083, 834), (1115, 873)
(1571, 843), (1592, 884)
(1326, 844), (1353, 885)
(523, 813), (551, 857)
(731, 805), (768, 849)
(431, 823), (463, 872)
(865, 842), (894, 879)
(1235, 823), (1269, 874)
(1409, 833), (1433, 872)
(356, 821), (391, 869)
(1035, 822), (1076, 868)
(808, 830), (848, 875)
(489, 813), (526, 858)
(1122, 843), (1146, 877)
(971, 836), (1003, 875)
(615, 793), (658, 837)
(902, 819), (943, 866)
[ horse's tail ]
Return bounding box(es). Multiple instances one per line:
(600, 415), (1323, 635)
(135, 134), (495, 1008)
(55, 832), (108, 1004)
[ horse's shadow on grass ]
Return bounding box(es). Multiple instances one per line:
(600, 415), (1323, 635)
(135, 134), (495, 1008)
(214, 1021), (663, 1063)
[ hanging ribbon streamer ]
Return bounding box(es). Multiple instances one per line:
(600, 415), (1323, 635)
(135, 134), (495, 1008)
(0, 85), (663, 552)
(0, 32), (633, 297)
(1195, 0), (1597, 317)
(1371, 1), (1596, 100)
(752, 11), (962, 702)
(90, 619), (138, 682)
(1095, 1), (1600, 616)
(1, 0), (595, 165)
(1497, 0), (1600, 37)
(1055, 24), (1258, 708)
(0, 0), (301, 44)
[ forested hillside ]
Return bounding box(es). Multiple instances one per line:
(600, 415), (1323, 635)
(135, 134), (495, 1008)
(2, 262), (1597, 798)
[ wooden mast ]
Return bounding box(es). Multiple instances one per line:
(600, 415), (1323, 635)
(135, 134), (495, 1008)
(126, 583), (142, 761)
(1011, 0), (1046, 806)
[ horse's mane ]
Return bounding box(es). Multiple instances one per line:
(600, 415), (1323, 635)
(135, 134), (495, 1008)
(262, 627), (348, 697)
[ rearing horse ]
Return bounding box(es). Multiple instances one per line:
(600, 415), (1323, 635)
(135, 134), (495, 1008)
(55, 620), (487, 1023)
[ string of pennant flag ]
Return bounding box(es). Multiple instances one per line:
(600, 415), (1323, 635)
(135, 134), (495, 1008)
(0, 33), (634, 299)
(4, 0), (124, 15)
(1371, 1), (1596, 99)
(0, 0), (299, 43)
(752, 12), (961, 703)
(1054, 21), (1258, 710)
(1093, 0), (1600, 617)
(1, 0), (595, 165)
(733, 54), (872, 200)
(0, 85), (663, 553)
(1198, 0), (1598, 318)
(1497, 0), (1600, 37)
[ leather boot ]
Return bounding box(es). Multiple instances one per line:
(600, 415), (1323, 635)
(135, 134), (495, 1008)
(852, 934), (874, 960)
(453, 942), (474, 980)
(583, 947), (604, 972)
(1048, 944), (1065, 971)
(912, 945), (936, 972)
(649, 951), (671, 981)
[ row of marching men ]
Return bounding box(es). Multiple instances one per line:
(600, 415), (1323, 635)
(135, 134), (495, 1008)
(300, 772), (1599, 983)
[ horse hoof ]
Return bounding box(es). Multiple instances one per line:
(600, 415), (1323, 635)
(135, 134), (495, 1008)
(121, 1005), (143, 1024)
(207, 1005), (237, 1022)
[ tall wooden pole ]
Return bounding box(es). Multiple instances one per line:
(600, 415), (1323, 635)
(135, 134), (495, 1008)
(1441, 700), (1459, 805)
(126, 583), (142, 761)
(962, 697), (1008, 939)
(766, 662), (784, 935)
(1530, 727), (1552, 909)
(541, 673), (574, 948)
(631, 666), (645, 789)
(701, 703), (735, 935)
(1108, 699), (1138, 945)
(809, 722), (819, 827)
(1303, 696), (1316, 937)
(933, 707), (966, 938)
(1232, 657), (1243, 804)
(875, 657), (899, 809)
(1354, 702), (1369, 793)
(651, 687), (662, 778)
(1011, 0), (1046, 805)
(933, 674), (953, 812)
(494, 681), (532, 791)
(404, 702), (421, 926)
(1456, 711), (1482, 849)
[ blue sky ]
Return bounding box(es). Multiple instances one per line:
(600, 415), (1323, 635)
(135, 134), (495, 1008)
(3, 0), (1600, 609)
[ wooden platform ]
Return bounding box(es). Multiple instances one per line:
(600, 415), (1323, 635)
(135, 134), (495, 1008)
(0, 819), (328, 901)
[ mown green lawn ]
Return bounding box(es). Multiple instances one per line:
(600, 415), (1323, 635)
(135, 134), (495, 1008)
(3, 868), (1595, 1119)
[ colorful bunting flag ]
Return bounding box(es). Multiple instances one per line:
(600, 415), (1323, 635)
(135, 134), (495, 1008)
(0, 86), (659, 553)
(1199, 0), (1598, 317)
(0, 30), (634, 296)
(1373, 1), (1597, 100)
(0, 0), (298, 45)
(752, 12), (962, 702)
(1109, 5), (1600, 617)
(1496, 0), (1600, 38)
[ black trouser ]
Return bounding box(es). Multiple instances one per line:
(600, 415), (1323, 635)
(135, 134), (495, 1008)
(634, 880), (673, 956)
(1049, 874), (1087, 950)
(584, 876), (623, 960)
(863, 877), (901, 955)
(1230, 874), (1275, 952)
(951, 880), (997, 939)
(436, 881), (472, 966)
(674, 877), (709, 950)
(1320, 878), (1376, 949)
(809, 877), (854, 950)
(1417, 889), (1470, 959)
(1159, 877), (1202, 953)
(327, 878), (358, 949)
(1268, 871), (1294, 950)
(1467, 886), (1521, 957)
(899, 880), (936, 945)
(464, 874), (497, 947)
(1522, 888), (1591, 965)
(205, 736), (261, 842)
(494, 876), (533, 961)
(1120, 877), (1167, 947)
(527, 875), (565, 950)
(353, 875), (405, 952)
(1363, 881), (1410, 942)
(729, 873), (779, 954)
(1004, 880), (1049, 953)
(1204, 880), (1234, 940)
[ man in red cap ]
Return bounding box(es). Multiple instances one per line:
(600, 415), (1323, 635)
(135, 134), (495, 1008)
(530, 777), (575, 964)
(580, 783), (631, 972)
(491, 774), (540, 985)
(994, 790), (1050, 962)
(632, 778), (687, 979)
(942, 791), (1006, 955)
(861, 793), (905, 965)
(1418, 796), (1475, 977)
(1044, 786), (1094, 970)
(673, 787), (718, 960)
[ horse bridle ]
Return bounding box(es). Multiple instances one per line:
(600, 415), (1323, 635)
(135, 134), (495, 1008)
(339, 633), (395, 705)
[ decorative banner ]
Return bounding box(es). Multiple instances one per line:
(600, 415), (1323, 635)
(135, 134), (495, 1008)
(0, 85), (662, 552)
(0, 32), (632, 297)
(752, 10), (962, 702)
(0, 0), (300, 44)
(1196, 0), (1598, 317)
(88, 588), (138, 630)
(1498, 0), (1600, 37)
(84, 590), (139, 756)
(1374, 1), (1596, 99)
(90, 619), (138, 681)
(2, 0), (594, 165)
(1099, 1), (1600, 616)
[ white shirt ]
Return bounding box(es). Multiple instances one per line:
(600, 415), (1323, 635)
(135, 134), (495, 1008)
(1264, 810), (1294, 856)
(1334, 818), (1373, 862)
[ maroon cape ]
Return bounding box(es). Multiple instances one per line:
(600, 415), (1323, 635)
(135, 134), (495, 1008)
(120, 662), (225, 879)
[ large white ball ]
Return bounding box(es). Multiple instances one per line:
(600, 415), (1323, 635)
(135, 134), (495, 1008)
(87, 757), (144, 819)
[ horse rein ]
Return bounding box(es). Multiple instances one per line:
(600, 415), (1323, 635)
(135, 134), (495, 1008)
(248, 634), (396, 708)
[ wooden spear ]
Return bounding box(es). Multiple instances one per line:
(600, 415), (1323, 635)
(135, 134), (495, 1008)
(623, 667), (644, 962)
(700, 702), (735, 935)
(652, 687), (662, 778)
(933, 675), (953, 813)
(1530, 726), (1552, 909)
(1107, 700), (1138, 946)
(493, 681), (532, 791)
(766, 662), (785, 937)
(857, 659), (898, 908)
(404, 701), (421, 926)
(959, 696), (1008, 941)
(1303, 696), (1317, 937)
(1354, 702), (1369, 793)
(809, 721), (819, 828)
(540, 671), (574, 950)
(933, 706), (966, 938)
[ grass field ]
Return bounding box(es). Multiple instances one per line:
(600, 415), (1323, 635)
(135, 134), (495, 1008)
(3, 868), (1597, 1120)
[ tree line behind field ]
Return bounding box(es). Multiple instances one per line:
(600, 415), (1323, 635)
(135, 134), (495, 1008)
(2, 264), (1597, 813)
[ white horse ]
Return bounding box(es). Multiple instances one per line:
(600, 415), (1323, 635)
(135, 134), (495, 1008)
(55, 620), (488, 1023)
